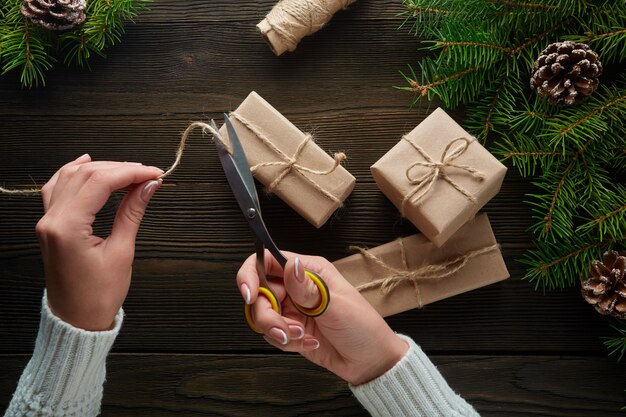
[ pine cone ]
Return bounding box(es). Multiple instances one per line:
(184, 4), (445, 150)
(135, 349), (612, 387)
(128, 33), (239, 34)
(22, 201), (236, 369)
(21, 0), (87, 31)
(581, 251), (626, 319)
(530, 41), (602, 106)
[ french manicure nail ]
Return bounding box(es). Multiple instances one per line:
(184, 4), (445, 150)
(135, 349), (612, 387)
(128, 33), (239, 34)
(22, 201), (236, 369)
(269, 328), (288, 345)
(295, 257), (304, 283)
(241, 283), (251, 305)
(288, 325), (305, 340)
(75, 153), (89, 162)
(141, 180), (159, 203)
(303, 338), (320, 350)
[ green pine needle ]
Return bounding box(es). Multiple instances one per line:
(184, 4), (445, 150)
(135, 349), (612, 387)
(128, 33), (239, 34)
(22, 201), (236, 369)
(0, 0), (150, 87)
(400, 0), (626, 291)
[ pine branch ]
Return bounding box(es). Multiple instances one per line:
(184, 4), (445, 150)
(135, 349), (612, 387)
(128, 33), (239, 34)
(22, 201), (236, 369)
(579, 185), (626, 240)
(606, 321), (626, 362)
(522, 234), (624, 290)
(0, 0), (150, 87)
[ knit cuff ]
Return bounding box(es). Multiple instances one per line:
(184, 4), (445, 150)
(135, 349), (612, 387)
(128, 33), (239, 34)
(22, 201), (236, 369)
(4, 291), (122, 417)
(349, 335), (480, 417)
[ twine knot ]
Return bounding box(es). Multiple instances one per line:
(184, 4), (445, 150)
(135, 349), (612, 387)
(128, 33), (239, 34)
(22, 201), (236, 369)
(351, 240), (499, 308)
(230, 111), (346, 205)
(400, 136), (485, 216)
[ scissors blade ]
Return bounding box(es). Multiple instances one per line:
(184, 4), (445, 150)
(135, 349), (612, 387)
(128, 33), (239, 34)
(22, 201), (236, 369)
(213, 118), (288, 267)
(223, 114), (259, 207)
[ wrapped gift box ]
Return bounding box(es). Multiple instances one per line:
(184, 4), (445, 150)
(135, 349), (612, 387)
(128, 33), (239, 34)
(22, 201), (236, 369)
(371, 108), (507, 246)
(220, 91), (356, 228)
(333, 213), (509, 317)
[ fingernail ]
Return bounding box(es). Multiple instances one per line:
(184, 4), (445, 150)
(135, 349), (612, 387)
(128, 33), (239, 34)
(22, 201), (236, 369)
(75, 153), (89, 162)
(269, 328), (288, 345)
(241, 283), (251, 305)
(303, 338), (320, 350)
(288, 325), (305, 340)
(141, 180), (159, 203)
(295, 257), (304, 283)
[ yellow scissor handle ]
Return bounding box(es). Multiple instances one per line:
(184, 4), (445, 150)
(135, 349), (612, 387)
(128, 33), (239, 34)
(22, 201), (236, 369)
(290, 270), (330, 317)
(244, 271), (330, 334)
(244, 286), (281, 334)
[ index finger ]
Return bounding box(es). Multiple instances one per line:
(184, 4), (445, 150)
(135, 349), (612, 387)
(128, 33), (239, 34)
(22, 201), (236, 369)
(236, 250), (286, 305)
(69, 163), (163, 217)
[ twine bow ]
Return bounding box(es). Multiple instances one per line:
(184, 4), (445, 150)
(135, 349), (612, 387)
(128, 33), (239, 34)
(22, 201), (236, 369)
(400, 136), (485, 216)
(351, 240), (499, 308)
(230, 111), (346, 205)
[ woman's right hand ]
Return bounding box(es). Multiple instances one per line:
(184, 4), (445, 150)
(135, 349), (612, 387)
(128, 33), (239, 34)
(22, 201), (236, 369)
(236, 252), (408, 386)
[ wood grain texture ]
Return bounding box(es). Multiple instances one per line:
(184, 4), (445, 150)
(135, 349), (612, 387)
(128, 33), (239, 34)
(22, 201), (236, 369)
(2, 354), (625, 417)
(0, 0), (623, 415)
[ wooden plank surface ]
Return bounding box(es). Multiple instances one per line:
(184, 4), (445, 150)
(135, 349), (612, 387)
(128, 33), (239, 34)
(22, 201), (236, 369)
(1, 0), (623, 415)
(2, 354), (625, 417)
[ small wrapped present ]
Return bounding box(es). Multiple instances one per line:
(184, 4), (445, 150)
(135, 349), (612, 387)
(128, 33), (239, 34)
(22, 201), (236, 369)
(220, 91), (356, 228)
(333, 213), (509, 317)
(257, 0), (357, 56)
(371, 108), (507, 247)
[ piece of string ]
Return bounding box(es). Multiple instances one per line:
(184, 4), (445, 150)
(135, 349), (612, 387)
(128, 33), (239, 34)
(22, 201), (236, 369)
(0, 121), (227, 196)
(158, 121), (228, 179)
(400, 136), (486, 216)
(265, 0), (355, 52)
(229, 111), (346, 205)
(350, 241), (499, 307)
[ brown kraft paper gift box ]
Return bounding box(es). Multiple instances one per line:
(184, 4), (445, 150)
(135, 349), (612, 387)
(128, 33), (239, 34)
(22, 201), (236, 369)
(371, 108), (507, 247)
(219, 91), (356, 228)
(333, 213), (509, 317)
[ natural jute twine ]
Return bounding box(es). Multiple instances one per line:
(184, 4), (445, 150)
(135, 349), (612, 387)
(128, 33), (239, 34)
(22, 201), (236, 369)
(0, 117), (345, 201)
(0, 121), (227, 196)
(229, 111), (346, 205)
(350, 240), (499, 307)
(265, 0), (355, 52)
(400, 136), (486, 216)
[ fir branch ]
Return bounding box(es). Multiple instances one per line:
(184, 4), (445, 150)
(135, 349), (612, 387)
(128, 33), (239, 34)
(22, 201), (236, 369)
(579, 185), (626, 240)
(605, 322), (626, 361)
(522, 234), (623, 290)
(0, 0), (150, 87)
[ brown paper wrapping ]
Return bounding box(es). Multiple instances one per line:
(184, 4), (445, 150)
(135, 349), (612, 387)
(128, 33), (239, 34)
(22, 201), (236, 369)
(219, 91), (356, 228)
(333, 213), (509, 317)
(371, 108), (507, 247)
(257, 0), (357, 56)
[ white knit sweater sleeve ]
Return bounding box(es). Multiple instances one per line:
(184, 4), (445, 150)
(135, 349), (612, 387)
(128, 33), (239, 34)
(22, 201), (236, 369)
(350, 335), (480, 417)
(4, 292), (122, 417)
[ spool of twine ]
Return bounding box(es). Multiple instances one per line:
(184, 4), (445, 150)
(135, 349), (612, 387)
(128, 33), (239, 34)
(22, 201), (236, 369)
(257, 0), (357, 55)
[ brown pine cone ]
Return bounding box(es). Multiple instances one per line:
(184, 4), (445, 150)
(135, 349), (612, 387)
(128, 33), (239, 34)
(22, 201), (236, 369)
(581, 251), (626, 319)
(21, 0), (87, 31)
(530, 41), (603, 106)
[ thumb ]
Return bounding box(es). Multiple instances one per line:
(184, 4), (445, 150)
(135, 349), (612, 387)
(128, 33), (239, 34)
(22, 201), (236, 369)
(284, 256), (322, 311)
(109, 179), (160, 252)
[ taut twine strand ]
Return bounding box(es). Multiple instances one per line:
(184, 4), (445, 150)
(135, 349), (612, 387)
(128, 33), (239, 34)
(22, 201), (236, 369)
(229, 111), (346, 205)
(265, 0), (355, 52)
(400, 136), (486, 216)
(350, 241), (499, 307)
(0, 121), (228, 196)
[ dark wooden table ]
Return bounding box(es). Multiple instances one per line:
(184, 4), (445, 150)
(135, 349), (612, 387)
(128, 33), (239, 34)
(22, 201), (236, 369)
(1, 1), (625, 416)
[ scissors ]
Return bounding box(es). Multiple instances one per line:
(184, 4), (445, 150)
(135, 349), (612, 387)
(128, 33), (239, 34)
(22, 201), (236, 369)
(211, 115), (330, 334)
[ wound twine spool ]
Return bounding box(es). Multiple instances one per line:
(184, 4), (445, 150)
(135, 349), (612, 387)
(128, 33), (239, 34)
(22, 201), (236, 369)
(400, 136), (486, 216)
(350, 241), (499, 308)
(258, 0), (357, 55)
(229, 111), (346, 205)
(0, 121), (227, 196)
